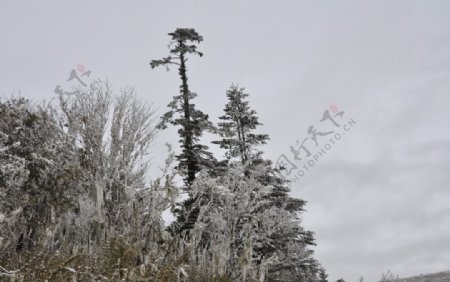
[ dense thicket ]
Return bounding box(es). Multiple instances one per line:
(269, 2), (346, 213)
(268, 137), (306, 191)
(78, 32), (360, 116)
(0, 28), (322, 281)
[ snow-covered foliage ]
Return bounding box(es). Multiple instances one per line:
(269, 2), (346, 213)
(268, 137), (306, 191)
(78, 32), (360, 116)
(0, 85), (321, 281)
(0, 97), (81, 254)
(213, 84), (269, 164)
(178, 163), (319, 282)
(1, 27), (323, 279)
(0, 85), (179, 281)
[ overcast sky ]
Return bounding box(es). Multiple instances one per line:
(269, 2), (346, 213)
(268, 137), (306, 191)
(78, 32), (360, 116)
(1, 1), (450, 281)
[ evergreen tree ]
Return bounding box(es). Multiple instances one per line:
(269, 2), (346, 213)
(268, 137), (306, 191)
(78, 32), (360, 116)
(212, 84), (319, 281)
(214, 84), (269, 164)
(151, 28), (219, 236)
(319, 267), (329, 282)
(150, 28), (215, 186)
(254, 162), (319, 281)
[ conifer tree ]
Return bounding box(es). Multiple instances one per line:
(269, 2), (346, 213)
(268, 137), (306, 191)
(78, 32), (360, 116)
(214, 84), (269, 164)
(150, 28), (215, 186)
(254, 162), (319, 281)
(213, 84), (319, 281)
(319, 267), (329, 282)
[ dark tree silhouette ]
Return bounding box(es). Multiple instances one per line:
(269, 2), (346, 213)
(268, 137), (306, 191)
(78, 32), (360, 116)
(214, 84), (269, 164)
(151, 28), (215, 186)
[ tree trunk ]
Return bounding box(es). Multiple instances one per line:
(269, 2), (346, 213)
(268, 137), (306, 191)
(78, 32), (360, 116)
(178, 46), (195, 185)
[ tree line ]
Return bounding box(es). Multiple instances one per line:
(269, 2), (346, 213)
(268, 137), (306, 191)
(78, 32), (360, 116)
(0, 28), (328, 281)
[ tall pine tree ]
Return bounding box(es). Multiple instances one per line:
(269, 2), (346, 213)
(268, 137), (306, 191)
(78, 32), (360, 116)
(150, 28), (215, 186)
(151, 28), (217, 235)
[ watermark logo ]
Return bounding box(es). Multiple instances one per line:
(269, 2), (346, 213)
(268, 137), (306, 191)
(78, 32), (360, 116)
(54, 64), (92, 97)
(276, 105), (356, 183)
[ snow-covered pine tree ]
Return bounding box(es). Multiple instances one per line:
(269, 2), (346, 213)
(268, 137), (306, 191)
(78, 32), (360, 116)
(319, 267), (329, 282)
(212, 85), (320, 281)
(255, 165), (320, 281)
(150, 28), (216, 186)
(150, 28), (218, 237)
(213, 84), (269, 165)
